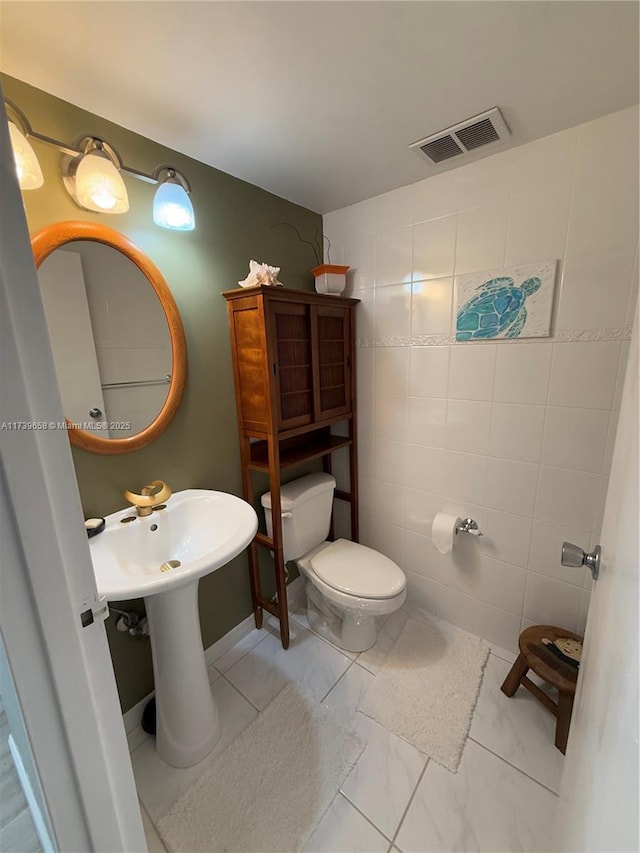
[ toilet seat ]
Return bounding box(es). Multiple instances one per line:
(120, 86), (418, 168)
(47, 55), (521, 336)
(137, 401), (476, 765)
(309, 539), (406, 600)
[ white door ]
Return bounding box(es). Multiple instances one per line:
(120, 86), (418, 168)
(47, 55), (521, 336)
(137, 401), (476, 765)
(0, 100), (146, 850)
(37, 249), (110, 432)
(553, 309), (638, 851)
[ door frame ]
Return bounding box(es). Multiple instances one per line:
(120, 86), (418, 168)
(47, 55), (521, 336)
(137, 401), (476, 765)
(0, 98), (146, 851)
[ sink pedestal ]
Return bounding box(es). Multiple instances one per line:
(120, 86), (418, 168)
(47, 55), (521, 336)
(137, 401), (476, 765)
(145, 580), (221, 768)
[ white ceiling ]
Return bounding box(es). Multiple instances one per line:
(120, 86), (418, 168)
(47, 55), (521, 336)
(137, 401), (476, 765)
(1, 1), (638, 213)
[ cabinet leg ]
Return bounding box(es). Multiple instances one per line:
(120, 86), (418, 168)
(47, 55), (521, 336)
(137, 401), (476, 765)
(248, 541), (263, 629)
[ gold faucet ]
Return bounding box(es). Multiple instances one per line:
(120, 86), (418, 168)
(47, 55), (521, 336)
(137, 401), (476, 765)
(123, 480), (172, 517)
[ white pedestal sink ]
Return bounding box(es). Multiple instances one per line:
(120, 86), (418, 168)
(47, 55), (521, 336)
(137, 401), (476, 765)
(90, 490), (258, 768)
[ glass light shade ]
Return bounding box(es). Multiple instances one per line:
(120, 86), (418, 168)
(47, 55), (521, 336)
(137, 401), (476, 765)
(153, 179), (195, 231)
(8, 121), (44, 189)
(74, 151), (129, 213)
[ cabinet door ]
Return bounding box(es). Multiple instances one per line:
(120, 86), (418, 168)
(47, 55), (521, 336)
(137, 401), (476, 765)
(313, 305), (352, 421)
(268, 301), (315, 430)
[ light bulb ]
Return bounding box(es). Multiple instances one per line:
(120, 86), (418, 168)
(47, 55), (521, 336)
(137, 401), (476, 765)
(74, 151), (129, 214)
(8, 121), (44, 189)
(153, 178), (195, 231)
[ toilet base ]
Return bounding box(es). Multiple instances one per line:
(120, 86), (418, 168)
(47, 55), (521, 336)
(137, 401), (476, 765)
(305, 582), (377, 653)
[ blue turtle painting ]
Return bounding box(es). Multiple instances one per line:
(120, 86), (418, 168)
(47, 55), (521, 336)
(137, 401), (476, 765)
(456, 276), (542, 340)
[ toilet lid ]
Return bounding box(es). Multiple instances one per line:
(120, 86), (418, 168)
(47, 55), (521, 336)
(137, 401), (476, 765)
(310, 539), (406, 599)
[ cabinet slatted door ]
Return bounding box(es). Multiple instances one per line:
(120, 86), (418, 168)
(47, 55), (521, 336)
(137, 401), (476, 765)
(268, 301), (314, 430)
(313, 305), (352, 420)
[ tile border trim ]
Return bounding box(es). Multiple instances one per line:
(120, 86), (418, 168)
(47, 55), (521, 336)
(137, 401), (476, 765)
(356, 327), (632, 347)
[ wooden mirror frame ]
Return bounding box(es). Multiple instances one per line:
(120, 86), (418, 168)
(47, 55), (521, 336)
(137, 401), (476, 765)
(31, 221), (187, 455)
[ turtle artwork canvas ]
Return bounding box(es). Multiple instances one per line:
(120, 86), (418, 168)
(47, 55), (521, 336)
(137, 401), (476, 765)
(456, 260), (557, 341)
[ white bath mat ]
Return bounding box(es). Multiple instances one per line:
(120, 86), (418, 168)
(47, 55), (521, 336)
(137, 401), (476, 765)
(358, 616), (489, 772)
(157, 683), (364, 853)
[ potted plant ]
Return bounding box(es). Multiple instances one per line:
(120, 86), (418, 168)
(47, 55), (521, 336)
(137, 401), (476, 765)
(272, 222), (349, 295)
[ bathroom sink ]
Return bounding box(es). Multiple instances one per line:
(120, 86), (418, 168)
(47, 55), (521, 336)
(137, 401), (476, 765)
(90, 489), (258, 600)
(89, 489), (257, 769)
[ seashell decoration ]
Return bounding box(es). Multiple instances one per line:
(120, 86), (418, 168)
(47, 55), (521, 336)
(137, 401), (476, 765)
(238, 259), (284, 288)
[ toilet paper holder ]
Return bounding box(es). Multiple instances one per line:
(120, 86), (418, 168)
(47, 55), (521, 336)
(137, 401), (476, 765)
(456, 518), (483, 537)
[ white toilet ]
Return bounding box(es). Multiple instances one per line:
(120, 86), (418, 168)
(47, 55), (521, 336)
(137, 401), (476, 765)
(261, 473), (406, 653)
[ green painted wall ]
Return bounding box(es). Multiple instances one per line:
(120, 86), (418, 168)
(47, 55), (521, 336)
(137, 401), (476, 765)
(2, 73), (322, 712)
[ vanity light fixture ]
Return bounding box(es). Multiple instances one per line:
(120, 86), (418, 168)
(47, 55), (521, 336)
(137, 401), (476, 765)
(4, 98), (196, 230)
(5, 101), (44, 189)
(61, 137), (129, 214)
(153, 167), (195, 231)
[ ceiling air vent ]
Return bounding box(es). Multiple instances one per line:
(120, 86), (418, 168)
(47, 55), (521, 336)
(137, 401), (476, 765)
(410, 108), (510, 165)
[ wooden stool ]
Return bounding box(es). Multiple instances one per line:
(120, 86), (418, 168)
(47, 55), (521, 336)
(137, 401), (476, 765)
(501, 625), (581, 754)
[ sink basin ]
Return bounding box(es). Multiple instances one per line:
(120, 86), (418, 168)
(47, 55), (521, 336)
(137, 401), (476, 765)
(90, 489), (258, 769)
(90, 489), (258, 600)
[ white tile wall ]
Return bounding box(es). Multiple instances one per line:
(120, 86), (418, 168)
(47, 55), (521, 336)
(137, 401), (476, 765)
(325, 107), (638, 650)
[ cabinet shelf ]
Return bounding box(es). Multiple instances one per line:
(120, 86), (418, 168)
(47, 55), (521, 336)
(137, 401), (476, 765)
(249, 434), (351, 472)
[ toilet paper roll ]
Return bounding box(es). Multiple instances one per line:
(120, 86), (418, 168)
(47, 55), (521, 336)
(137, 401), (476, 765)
(431, 512), (461, 555)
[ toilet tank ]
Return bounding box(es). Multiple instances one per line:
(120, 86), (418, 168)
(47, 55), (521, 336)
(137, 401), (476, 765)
(261, 473), (336, 561)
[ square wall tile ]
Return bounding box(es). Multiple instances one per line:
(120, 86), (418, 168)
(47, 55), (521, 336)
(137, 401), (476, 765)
(489, 402), (546, 464)
(457, 154), (511, 212)
(408, 346), (449, 398)
(510, 127), (577, 201)
(345, 231), (376, 291)
(406, 397), (447, 447)
(371, 520), (405, 565)
(376, 184), (414, 229)
(373, 481), (405, 527)
(505, 192), (570, 267)
(413, 171), (458, 223)
(448, 344), (497, 400)
(548, 341), (620, 409)
(403, 445), (444, 493)
(444, 399), (492, 454)
(374, 283), (411, 338)
(523, 573), (582, 633)
(541, 406), (609, 473)
(556, 251), (636, 331)
(354, 289), (375, 340)
(356, 346), (374, 397)
(493, 343), (553, 404)
(374, 439), (407, 486)
(455, 205), (508, 275)
(411, 277), (453, 336)
(484, 457), (538, 517)
(374, 394), (407, 441)
(480, 508), (532, 568)
(529, 520), (592, 588)
(613, 339), (631, 410)
(437, 449), (487, 504)
(412, 216), (456, 281)
(405, 572), (521, 651)
(376, 226), (413, 287)
(375, 347), (409, 396)
(535, 466), (599, 531)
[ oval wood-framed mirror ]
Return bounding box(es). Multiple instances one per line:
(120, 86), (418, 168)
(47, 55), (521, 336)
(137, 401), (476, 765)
(31, 221), (187, 454)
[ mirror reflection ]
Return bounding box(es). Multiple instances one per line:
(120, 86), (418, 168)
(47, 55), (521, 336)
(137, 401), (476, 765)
(37, 240), (172, 439)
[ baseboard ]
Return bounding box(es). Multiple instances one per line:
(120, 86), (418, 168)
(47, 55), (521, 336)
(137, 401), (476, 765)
(124, 578), (306, 753)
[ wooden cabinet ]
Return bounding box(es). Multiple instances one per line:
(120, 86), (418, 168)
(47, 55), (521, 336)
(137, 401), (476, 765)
(223, 285), (359, 648)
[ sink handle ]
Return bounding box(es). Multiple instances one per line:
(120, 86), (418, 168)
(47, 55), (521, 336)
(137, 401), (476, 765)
(124, 480), (172, 507)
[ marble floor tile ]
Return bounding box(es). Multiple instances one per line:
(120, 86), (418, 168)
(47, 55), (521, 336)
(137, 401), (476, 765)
(396, 740), (557, 853)
(356, 609), (410, 674)
(140, 802), (166, 852)
(132, 678), (257, 822)
(470, 654), (564, 793)
(224, 619), (352, 710)
(303, 793), (389, 853)
(323, 662), (427, 841)
(212, 626), (269, 673)
(207, 663), (222, 685)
